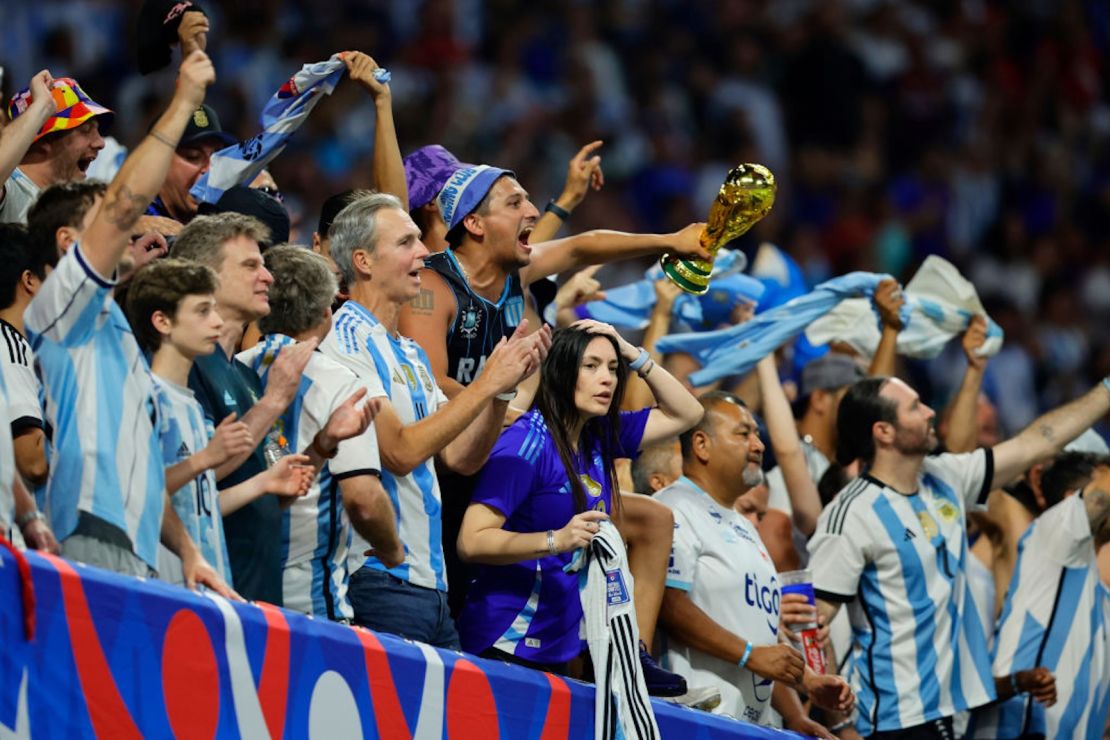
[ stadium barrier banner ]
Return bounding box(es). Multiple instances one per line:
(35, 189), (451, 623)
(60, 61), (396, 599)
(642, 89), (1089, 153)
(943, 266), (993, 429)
(0, 548), (797, 738)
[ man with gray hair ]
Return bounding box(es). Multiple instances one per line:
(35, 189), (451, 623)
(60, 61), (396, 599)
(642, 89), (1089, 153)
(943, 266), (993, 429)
(171, 212), (316, 604)
(320, 191), (550, 648)
(237, 246), (402, 620)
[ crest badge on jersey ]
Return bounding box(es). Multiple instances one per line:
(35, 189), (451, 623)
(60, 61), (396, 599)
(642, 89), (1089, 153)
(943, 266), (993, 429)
(936, 501), (959, 523)
(917, 510), (939, 539)
(459, 304), (482, 339)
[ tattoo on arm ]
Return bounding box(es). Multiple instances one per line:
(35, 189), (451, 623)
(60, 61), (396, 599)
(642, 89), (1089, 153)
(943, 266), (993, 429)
(1038, 423), (1056, 443)
(410, 288), (435, 314)
(101, 185), (151, 231)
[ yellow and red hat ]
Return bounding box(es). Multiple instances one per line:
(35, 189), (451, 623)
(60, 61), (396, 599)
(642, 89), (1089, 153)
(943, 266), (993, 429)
(7, 77), (114, 142)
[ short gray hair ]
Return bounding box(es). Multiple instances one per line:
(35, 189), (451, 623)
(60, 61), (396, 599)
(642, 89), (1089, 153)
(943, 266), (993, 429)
(328, 191), (405, 286)
(257, 246), (337, 336)
(171, 212), (271, 271)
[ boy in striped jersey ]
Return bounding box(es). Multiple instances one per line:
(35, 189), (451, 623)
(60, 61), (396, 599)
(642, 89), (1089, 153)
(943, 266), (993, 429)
(239, 246), (403, 621)
(810, 374), (1110, 738)
(126, 259), (317, 589)
(972, 452), (1110, 739)
(24, 50), (232, 595)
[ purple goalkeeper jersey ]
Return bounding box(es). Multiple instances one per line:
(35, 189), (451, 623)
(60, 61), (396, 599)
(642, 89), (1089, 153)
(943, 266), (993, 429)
(457, 408), (650, 664)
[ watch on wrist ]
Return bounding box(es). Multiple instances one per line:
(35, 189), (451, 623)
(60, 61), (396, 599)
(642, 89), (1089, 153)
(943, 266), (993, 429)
(17, 510), (45, 530)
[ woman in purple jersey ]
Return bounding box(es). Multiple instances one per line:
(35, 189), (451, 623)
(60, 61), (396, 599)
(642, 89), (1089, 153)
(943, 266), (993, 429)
(456, 320), (703, 674)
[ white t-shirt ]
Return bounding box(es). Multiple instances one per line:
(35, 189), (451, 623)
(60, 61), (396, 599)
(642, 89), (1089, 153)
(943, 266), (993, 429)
(657, 475), (781, 725)
(0, 169), (41, 224)
(973, 494), (1110, 739)
(808, 450), (997, 735)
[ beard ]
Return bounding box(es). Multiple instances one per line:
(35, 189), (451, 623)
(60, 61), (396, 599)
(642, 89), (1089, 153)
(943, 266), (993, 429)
(742, 465), (764, 488)
(894, 424), (938, 456)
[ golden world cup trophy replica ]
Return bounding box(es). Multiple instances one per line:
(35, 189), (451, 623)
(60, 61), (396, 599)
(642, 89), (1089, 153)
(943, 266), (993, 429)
(660, 163), (776, 294)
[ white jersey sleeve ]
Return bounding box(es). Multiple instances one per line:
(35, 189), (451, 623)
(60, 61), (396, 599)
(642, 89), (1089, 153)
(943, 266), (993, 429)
(664, 502), (702, 592)
(1030, 494), (1095, 568)
(0, 324), (43, 432)
(809, 478), (872, 601)
(25, 244), (116, 347)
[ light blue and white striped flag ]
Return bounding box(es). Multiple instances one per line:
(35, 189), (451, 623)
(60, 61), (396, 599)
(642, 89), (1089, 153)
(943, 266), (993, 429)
(190, 55), (348, 204)
(575, 249), (763, 330)
(805, 256), (1004, 360)
(657, 272), (902, 386)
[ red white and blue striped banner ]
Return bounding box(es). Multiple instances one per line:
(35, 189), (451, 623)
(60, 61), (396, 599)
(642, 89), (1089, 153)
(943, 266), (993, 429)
(0, 547), (797, 738)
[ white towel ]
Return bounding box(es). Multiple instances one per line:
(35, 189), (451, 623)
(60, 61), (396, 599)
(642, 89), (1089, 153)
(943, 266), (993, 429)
(805, 256), (1004, 360)
(566, 521), (660, 740)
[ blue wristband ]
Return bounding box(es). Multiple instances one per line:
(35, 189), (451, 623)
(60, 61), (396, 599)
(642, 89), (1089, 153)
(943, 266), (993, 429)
(1102, 377), (1110, 396)
(628, 347), (650, 372)
(738, 642), (753, 670)
(1010, 672), (1021, 695)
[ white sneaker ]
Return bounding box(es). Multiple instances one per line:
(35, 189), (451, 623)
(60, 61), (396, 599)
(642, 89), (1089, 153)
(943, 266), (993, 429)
(662, 685), (722, 712)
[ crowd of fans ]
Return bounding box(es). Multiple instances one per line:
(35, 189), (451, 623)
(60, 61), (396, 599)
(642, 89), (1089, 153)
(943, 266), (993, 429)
(1, 1), (1109, 738)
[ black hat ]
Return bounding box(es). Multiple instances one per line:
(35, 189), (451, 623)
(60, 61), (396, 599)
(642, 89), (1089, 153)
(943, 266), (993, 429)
(136, 0), (208, 75)
(180, 104), (236, 149)
(197, 186), (290, 246)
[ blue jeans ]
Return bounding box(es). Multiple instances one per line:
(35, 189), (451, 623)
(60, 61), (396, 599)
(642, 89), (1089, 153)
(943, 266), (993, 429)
(348, 567), (461, 650)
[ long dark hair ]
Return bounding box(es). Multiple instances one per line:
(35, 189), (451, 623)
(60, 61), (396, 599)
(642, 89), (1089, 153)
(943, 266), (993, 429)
(534, 327), (629, 515)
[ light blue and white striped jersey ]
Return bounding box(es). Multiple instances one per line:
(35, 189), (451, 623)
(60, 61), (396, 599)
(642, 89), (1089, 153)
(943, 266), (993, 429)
(239, 333), (382, 621)
(25, 244), (165, 568)
(320, 300), (449, 591)
(152, 377), (231, 586)
(972, 494), (1110, 740)
(808, 450), (997, 735)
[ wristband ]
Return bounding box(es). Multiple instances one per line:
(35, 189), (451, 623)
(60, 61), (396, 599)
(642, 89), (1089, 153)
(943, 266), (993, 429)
(496, 389), (518, 402)
(637, 359), (655, 379)
(544, 200), (571, 220)
(738, 642), (753, 669)
(1102, 377), (1110, 396)
(628, 347), (650, 372)
(829, 720), (853, 733)
(149, 129), (177, 148)
(1010, 672), (1021, 695)
(546, 529), (558, 555)
(16, 510), (45, 530)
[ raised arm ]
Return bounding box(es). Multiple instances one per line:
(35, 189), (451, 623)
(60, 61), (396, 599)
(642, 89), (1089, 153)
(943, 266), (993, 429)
(944, 316), (988, 454)
(528, 140), (604, 244)
(623, 278), (682, 410)
(82, 51), (214, 278)
(0, 71), (56, 193)
(868, 278), (905, 377)
(341, 52), (408, 209)
(520, 223), (711, 288)
(573, 320), (702, 446)
(757, 355), (822, 536)
(991, 378), (1110, 489)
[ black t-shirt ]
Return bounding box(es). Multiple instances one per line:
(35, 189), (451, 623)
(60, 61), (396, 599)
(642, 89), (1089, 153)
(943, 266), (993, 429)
(189, 349), (281, 604)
